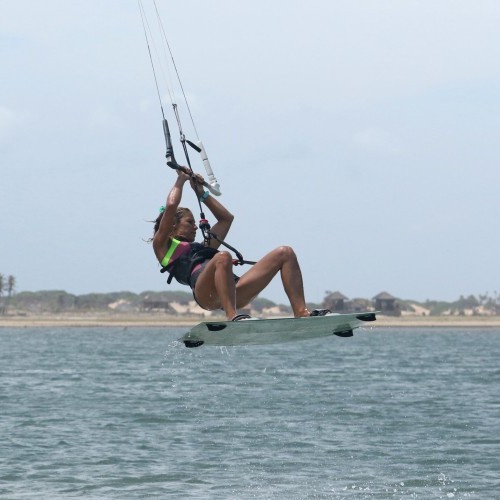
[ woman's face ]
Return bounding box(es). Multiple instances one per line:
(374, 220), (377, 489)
(173, 211), (198, 242)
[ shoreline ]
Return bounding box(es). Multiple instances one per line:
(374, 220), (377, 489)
(1, 313), (500, 328)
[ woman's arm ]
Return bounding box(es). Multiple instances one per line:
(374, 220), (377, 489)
(153, 172), (190, 261)
(191, 175), (234, 249)
(201, 193), (234, 248)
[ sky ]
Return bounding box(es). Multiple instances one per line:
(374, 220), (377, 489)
(1, 0), (499, 304)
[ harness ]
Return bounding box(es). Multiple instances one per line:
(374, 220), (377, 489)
(160, 242), (219, 286)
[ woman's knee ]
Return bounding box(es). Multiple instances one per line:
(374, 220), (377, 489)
(214, 251), (234, 269)
(274, 245), (296, 262)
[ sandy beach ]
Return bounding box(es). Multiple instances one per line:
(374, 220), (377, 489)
(1, 313), (500, 328)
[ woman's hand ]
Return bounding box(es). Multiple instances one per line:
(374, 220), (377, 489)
(176, 168), (191, 184)
(190, 173), (205, 195)
(175, 167), (204, 192)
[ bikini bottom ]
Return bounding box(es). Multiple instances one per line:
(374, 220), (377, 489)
(190, 260), (240, 309)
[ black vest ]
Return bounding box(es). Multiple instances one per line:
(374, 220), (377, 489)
(161, 243), (219, 287)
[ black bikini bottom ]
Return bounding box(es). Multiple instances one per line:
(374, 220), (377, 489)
(190, 260), (240, 309)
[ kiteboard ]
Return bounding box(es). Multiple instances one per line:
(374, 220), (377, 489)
(179, 311), (377, 348)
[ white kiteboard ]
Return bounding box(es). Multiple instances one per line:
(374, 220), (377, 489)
(179, 311), (377, 348)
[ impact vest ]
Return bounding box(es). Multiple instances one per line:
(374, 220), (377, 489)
(160, 238), (219, 287)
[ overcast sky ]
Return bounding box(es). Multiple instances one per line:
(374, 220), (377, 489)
(1, 0), (499, 304)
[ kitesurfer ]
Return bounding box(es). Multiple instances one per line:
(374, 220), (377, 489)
(151, 169), (330, 321)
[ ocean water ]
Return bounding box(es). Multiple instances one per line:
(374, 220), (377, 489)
(1, 326), (499, 499)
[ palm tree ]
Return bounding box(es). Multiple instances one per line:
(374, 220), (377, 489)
(4, 276), (16, 314)
(0, 273), (4, 315)
(7, 275), (15, 297)
(0, 274), (16, 315)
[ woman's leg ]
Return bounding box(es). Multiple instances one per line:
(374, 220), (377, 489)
(235, 246), (310, 317)
(194, 251), (238, 320)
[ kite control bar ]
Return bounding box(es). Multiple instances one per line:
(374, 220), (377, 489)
(163, 118), (221, 196)
(167, 161), (221, 197)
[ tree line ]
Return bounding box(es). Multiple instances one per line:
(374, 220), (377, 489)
(1, 273), (499, 316)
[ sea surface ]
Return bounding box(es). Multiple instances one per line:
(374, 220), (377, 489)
(1, 325), (499, 499)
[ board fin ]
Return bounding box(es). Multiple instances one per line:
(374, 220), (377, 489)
(355, 313), (376, 322)
(206, 324), (227, 332)
(333, 329), (353, 338)
(184, 340), (204, 348)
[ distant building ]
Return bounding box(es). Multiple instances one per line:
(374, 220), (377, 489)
(324, 291), (349, 312)
(140, 298), (172, 313)
(350, 298), (373, 313)
(373, 291), (401, 316)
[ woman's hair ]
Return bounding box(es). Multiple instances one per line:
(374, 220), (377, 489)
(147, 207), (192, 242)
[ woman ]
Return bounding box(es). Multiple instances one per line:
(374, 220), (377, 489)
(152, 169), (330, 321)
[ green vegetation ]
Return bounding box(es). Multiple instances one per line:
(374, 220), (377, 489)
(3, 290), (498, 316)
(5, 289), (195, 314)
(403, 292), (500, 316)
